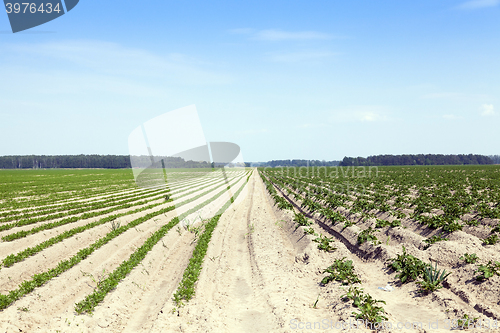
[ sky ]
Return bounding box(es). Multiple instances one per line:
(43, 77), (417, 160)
(0, 0), (499, 162)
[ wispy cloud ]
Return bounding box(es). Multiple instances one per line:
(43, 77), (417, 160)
(266, 51), (337, 63)
(5, 40), (231, 86)
(455, 0), (500, 10)
(481, 104), (495, 116)
(230, 28), (336, 41)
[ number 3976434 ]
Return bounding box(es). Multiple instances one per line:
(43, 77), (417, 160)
(5, 3), (62, 14)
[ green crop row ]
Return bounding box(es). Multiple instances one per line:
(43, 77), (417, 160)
(1, 172), (243, 241)
(74, 172), (250, 313)
(1, 172), (247, 267)
(172, 172), (250, 306)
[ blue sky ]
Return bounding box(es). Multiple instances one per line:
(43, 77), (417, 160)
(0, 0), (499, 161)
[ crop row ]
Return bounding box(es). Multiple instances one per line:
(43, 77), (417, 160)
(0, 170), (250, 311)
(74, 171), (250, 313)
(1, 171), (247, 268)
(0, 171), (240, 241)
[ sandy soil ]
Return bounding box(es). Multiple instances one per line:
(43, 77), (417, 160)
(1, 170), (499, 332)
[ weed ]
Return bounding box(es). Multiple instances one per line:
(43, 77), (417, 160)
(312, 294), (320, 308)
(456, 314), (479, 329)
(416, 262), (451, 293)
(459, 253), (479, 264)
(109, 220), (121, 232)
(475, 261), (500, 281)
(322, 258), (361, 285)
(274, 220), (285, 229)
(246, 223), (255, 236)
(17, 306), (29, 312)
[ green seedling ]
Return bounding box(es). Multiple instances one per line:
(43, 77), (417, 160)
(375, 219), (401, 228)
(322, 258), (361, 285)
(352, 294), (388, 324)
(475, 261), (500, 281)
(483, 234), (499, 245)
(303, 227), (317, 236)
(342, 220), (356, 229)
(416, 261), (451, 293)
(456, 314), (479, 329)
(245, 223), (255, 236)
(423, 233), (448, 250)
(313, 234), (336, 252)
(312, 294), (320, 308)
(357, 227), (380, 245)
(387, 246), (428, 284)
(293, 213), (312, 228)
(459, 253), (479, 264)
(341, 285), (365, 308)
(442, 220), (463, 233)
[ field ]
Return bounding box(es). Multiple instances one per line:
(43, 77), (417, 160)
(0, 166), (499, 332)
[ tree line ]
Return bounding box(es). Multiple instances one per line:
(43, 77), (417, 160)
(256, 159), (341, 168)
(339, 154), (494, 166)
(0, 155), (213, 169)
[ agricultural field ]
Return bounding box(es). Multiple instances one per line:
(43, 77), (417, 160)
(1, 165), (499, 332)
(0, 168), (251, 332)
(259, 165), (500, 331)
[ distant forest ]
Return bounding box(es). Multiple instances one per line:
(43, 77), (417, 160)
(0, 155), (213, 169)
(339, 154), (495, 166)
(0, 154), (498, 169)
(257, 159), (341, 167)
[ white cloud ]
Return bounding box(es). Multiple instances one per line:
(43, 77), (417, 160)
(266, 51), (337, 63)
(481, 104), (495, 116)
(455, 0), (500, 9)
